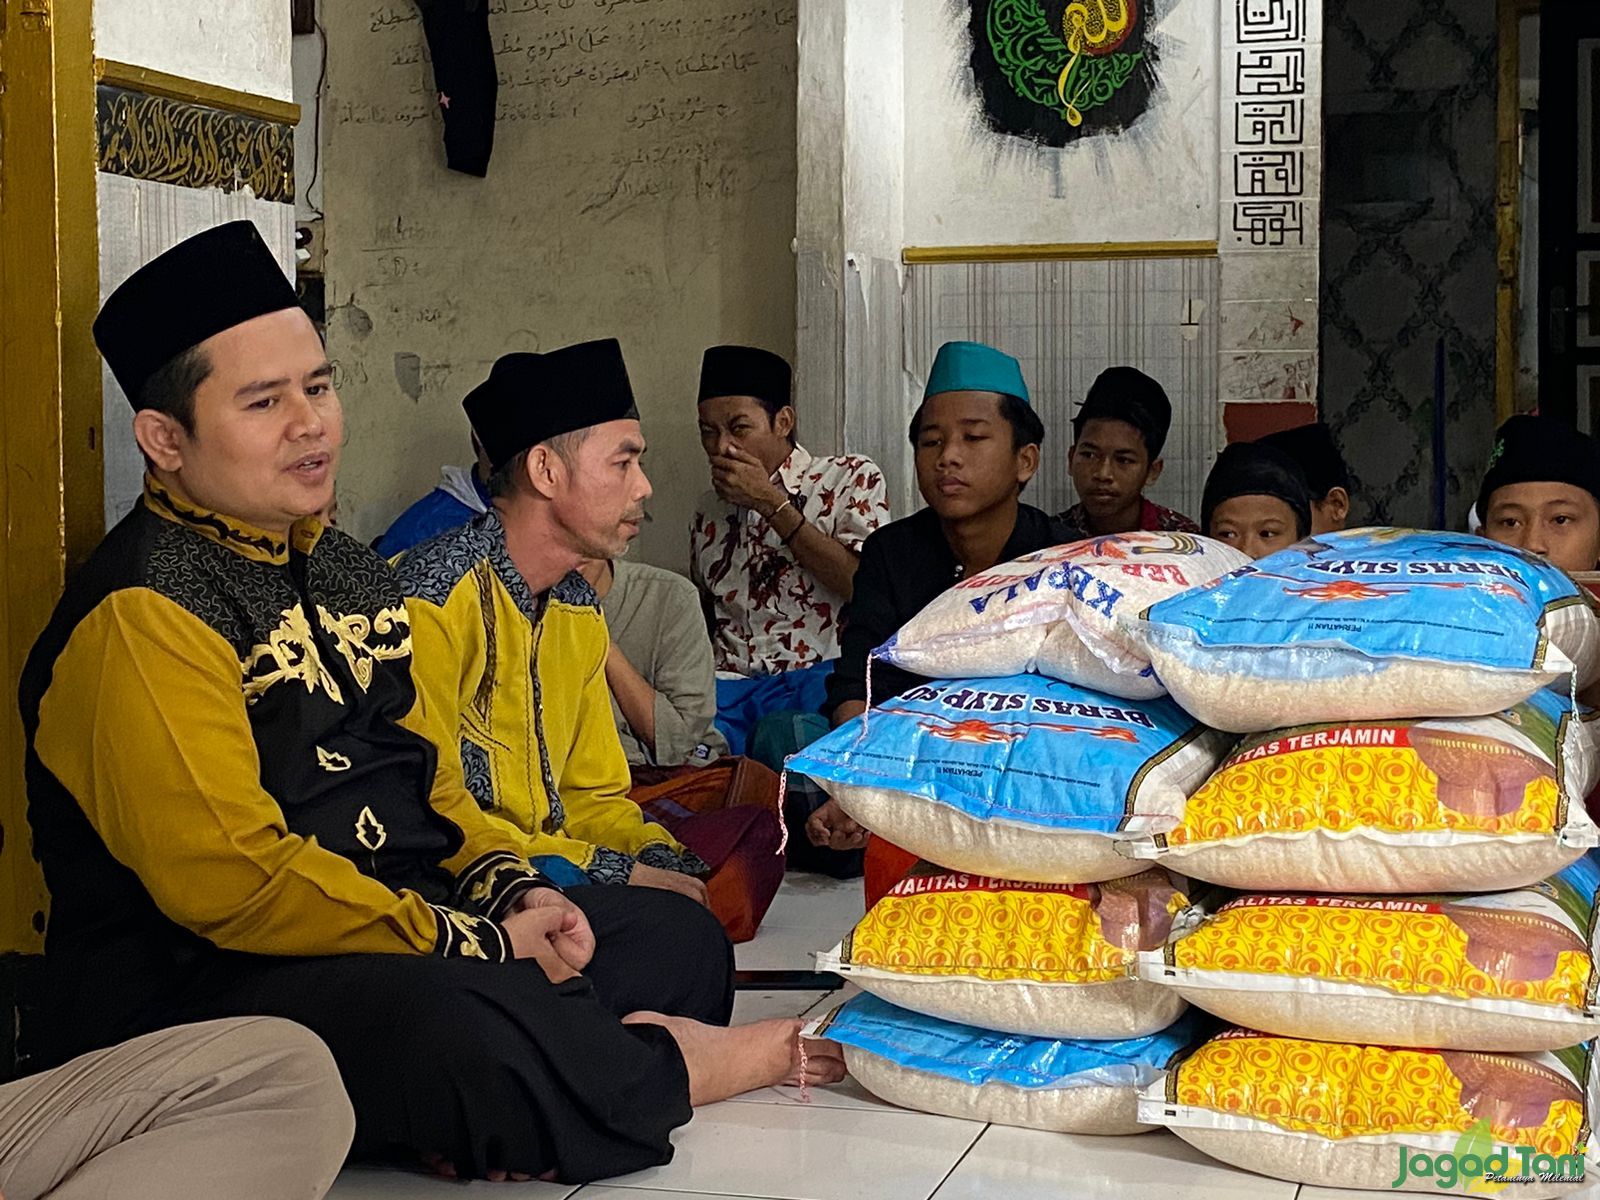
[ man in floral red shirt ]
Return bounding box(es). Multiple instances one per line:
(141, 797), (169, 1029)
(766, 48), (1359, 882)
(689, 345), (889, 765)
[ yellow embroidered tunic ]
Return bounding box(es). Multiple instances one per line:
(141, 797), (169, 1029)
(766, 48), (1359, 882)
(20, 478), (547, 1000)
(396, 511), (696, 884)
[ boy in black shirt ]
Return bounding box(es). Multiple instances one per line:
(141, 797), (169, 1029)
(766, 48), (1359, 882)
(801, 341), (1081, 868)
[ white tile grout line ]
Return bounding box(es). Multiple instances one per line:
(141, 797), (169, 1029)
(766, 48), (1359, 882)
(922, 1122), (992, 1200)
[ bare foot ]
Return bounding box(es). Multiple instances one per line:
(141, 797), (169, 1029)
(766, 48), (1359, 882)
(790, 1033), (847, 1092)
(622, 1013), (847, 1105)
(420, 1152), (533, 1183)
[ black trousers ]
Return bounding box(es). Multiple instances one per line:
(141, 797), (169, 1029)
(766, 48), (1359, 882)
(51, 886), (732, 1183)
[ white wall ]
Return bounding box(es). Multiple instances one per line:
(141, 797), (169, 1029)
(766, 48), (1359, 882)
(94, 0), (297, 524)
(798, 0), (1230, 518)
(794, 0), (919, 510)
(902, 0), (1218, 248)
(94, 0), (293, 100)
(293, 11), (326, 222)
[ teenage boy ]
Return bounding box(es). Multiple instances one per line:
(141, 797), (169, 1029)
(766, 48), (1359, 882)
(1258, 421), (1352, 535)
(1477, 414), (1600, 575)
(1058, 367), (1198, 535)
(803, 341), (1082, 879)
(690, 346), (890, 754)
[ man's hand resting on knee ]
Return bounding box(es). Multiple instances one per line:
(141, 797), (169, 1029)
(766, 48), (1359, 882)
(502, 889), (595, 982)
(628, 861), (710, 907)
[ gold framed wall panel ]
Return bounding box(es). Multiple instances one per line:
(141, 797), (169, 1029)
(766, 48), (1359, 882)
(96, 84), (295, 203)
(904, 240), (1220, 265)
(94, 59), (302, 125)
(0, 0), (103, 953)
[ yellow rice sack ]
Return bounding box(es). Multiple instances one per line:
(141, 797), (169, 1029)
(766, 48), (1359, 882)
(1136, 695), (1600, 893)
(1140, 1029), (1600, 1196)
(1139, 856), (1600, 1052)
(818, 866), (1189, 1039)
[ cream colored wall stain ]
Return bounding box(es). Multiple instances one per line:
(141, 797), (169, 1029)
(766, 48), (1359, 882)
(325, 0), (798, 570)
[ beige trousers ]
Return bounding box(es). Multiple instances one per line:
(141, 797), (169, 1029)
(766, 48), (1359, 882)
(0, 1017), (353, 1200)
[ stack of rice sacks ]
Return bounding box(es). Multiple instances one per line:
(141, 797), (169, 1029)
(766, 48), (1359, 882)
(1122, 528), (1600, 1197)
(787, 532), (1249, 1135)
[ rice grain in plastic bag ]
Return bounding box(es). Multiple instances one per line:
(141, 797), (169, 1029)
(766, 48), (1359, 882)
(818, 865), (1189, 1038)
(811, 993), (1207, 1136)
(784, 675), (1233, 883)
(1137, 529), (1600, 734)
(875, 533), (1251, 699)
(1136, 692), (1600, 893)
(1140, 1028), (1600, 1196)
(1139, 855), (1600, 1052)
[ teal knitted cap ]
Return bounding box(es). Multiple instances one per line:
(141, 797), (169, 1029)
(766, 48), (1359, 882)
(923, 341), (1030, 405)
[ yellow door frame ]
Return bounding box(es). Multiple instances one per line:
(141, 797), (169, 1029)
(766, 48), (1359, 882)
(0, 0), (103, 952)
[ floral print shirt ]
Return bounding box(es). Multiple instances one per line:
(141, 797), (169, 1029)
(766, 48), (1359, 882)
(690, 445), (890, 676)
(1057, 497), (1201, 536)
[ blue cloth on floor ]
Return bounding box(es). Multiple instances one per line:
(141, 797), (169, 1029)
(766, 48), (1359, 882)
(714, 659), (835, 756)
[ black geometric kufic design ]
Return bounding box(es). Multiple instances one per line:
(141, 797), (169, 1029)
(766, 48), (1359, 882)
(1236, 151), (1305, 197)
(1235, 0), (1305, 44)
(1236, 99), (1306, 146)
(1236, 48), (1306, 96)
(1233, 200), (1306, 247)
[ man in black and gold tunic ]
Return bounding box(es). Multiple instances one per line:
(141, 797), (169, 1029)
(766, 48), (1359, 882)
(19, 222), (837, 1183)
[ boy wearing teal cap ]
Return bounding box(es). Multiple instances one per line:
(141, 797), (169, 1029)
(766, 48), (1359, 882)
(800, 341), (1083, 869)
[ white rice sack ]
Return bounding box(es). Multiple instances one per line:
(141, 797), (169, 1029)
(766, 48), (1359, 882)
(810, 993), (1206, 1136)
(1139, 855), (1600, 1052)
(1140, 1028), (1600, 1196)
(873, 533), (1252, 699)
(817, 866), (1189, 1039)
(784, 675), (1233, 884)
(1135, 693), (1600, 893)
(1137, 529), (1600, 733)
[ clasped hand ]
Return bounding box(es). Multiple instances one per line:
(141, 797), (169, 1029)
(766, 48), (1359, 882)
(500, 888), (595, 983)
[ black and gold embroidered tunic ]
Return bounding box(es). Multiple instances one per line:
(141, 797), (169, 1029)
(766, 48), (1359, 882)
(20, 477), (546, 1004)
(18, 476), (736, 1180)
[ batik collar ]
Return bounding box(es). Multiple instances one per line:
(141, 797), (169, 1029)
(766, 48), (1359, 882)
(143, 474), (324, 566)
(478, 508), (597, 623)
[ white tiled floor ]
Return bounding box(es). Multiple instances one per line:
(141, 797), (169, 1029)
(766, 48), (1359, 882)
(328, 875), (1509, 1200)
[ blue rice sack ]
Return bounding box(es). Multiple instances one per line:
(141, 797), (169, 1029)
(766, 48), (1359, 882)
(784, 675), (1233, 883)
(808, 993), (1207, 1135)
(1138, 529), (1600, 734)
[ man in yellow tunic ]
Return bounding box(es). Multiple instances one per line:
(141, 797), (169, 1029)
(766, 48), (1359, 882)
(397, 343), (711, 905)
(19, 224), (840, 1185)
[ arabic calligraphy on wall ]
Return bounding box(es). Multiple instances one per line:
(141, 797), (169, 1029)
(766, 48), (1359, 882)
(97, 86), (295, 203)
(967, 0), (1157, 147)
